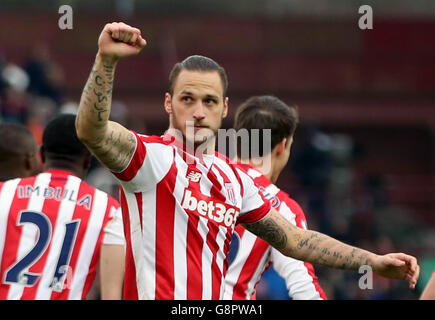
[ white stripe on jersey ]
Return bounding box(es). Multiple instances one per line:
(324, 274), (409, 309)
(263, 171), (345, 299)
(0, 179), (20, 269)
(7, 173), (51, 300)
(67, 190), (108, 299)
(139, 186), (157, 300)
(198, 217), (213, 300)
(125, 190), (150, 300)
(172, 156), (189, 300)
(35, 175), (81, 300)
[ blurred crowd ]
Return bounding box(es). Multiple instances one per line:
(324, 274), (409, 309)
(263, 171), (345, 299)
(0, 46), (433, 300)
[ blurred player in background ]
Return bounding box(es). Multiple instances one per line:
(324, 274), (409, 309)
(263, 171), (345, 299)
(75, 22), (419, 300)
(0, 122), (41, 181)
(0, 114), (124, 299)
(420, 270), (435, 299)
(224, 95), (326, 300)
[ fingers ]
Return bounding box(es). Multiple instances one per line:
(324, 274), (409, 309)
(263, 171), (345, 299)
(105, 22), (146, 47)
(390, 253), (420, 289)
(407, 262), (420, 289)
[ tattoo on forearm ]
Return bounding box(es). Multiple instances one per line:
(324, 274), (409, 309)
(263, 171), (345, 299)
(77, 58), (135, 172)
(295, 230), (370, 270)
(245, 216), (288, 250)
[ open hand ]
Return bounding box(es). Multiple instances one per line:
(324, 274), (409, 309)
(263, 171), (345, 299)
(372, 253), (420, 289)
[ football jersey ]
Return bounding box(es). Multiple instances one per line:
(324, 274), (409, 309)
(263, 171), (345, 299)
(112, 132), (272, 300)
(0, 169), (124, 300)
(223, 164), (326, 300)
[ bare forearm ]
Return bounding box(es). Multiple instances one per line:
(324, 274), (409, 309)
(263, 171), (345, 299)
(76, 55), (135, 172)
(76, 54), (116, 140)
(244, 211), (376, 271)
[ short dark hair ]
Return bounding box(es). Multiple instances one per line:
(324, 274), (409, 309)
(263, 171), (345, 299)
(0, 122), (36, 161)
(234, 95), (299, 158)
(42, 114), (89, 159)
(168, 55), (228, 97)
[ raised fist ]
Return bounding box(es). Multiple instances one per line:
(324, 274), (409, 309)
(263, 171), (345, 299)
(97, 22), (147, 63)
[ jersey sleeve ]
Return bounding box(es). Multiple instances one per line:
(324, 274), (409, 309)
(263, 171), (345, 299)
(111, 130), (175, 193)
(102, 206), (125, 246)
(235, 168), (271, 225)
(271, 197), (327, 300)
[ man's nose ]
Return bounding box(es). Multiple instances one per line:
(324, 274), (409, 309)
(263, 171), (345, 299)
(193, 102), (205, 120)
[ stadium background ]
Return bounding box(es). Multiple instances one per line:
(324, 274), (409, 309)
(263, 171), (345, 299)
(0, 0), (434, 299)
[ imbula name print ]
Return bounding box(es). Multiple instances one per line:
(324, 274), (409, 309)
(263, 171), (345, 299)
(171, 303), (263, 317)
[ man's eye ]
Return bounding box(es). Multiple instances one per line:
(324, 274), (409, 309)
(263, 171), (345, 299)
(205, 99), (216, 105)
(182, 96), (192, 102)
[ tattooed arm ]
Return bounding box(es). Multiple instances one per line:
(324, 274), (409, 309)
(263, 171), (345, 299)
(75, 22), (146, 172)
(243, 208), (420, 289)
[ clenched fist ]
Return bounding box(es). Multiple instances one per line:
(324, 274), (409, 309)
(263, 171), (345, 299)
(97, 22), (147, 64)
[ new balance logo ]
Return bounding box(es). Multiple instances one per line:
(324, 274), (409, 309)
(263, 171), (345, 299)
(186, 171), (202, 183)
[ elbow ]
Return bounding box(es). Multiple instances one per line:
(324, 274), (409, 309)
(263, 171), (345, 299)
(75, 116), (87, 143)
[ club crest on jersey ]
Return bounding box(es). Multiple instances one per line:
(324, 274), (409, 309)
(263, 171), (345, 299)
(186, 170), (202, 183)
(225, 183), (237, 205)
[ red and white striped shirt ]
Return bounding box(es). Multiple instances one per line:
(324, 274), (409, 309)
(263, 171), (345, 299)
(112, 132), (271, 300)
(224, 164), (326, 300)
(0, 169), (124, 300)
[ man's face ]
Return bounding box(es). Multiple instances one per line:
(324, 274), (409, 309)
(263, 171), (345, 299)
(165, 70), (228, 149)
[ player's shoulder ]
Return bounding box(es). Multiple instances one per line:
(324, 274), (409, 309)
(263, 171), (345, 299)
(135, 132), (175, 146)
(277, 190), (304, 215)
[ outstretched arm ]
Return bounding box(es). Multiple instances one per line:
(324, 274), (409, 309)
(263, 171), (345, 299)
(243, 208), (420, 289)
(76, 22), (146, 172)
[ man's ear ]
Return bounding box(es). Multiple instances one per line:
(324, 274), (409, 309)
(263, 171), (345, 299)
(164, 93), (173, 114)
(222, 97), (229, 119)
(274, 138), (287, 156)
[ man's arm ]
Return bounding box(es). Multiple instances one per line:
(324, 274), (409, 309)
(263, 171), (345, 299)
(100, 244), (125, 300)
(75, 22), (146, 172)
(242, 208), (420, 289)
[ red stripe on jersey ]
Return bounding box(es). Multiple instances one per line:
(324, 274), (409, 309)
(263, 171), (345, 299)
(21, 176), (69, 300)
(120, 188), (139, 300)
(51, 183), (97, 299)
(207, 165), (228, 299)
(135, 193), (143, 232)
(0, 177), (36, 300)
(80, 223), (106, 300)
(207, 164), (233, 300)
(155, 156), (178, 300)
(233, 237), (268, 299)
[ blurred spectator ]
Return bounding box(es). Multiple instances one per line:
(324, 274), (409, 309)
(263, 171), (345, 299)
(24, 44), (64, 105)
(25, 96), (57, 145)
(1, 60), (29, 123)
